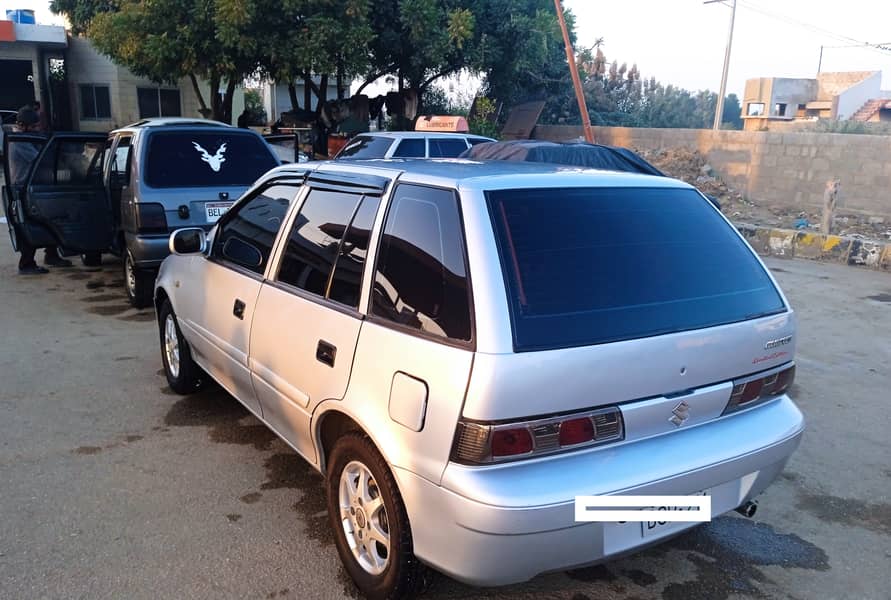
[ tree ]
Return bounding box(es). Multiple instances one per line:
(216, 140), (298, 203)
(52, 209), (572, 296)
(51, 0), (373, 123)
(722, 93), (743, 129)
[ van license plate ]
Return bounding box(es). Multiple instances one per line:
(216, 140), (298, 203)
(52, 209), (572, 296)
(640, 490), (710, 538)
(205, 202), (233, 223)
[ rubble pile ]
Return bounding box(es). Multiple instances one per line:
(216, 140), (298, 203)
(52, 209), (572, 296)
(636, 147), (891, 242)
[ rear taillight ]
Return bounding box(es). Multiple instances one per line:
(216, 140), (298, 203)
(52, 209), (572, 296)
(724, 364), (795, 414)
(451, 407), (625, 464)
(136, 203), (168, 233)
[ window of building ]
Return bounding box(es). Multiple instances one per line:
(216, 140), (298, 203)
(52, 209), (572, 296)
(746, 102), (765, 117)
(371, 184), (472, 342)
(79, 84), (111, 120)
(137, 87), (182, 118)
(213, 185), (300, 275)
(774, 103), (787, 117)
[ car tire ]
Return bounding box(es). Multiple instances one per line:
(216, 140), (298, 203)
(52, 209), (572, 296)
(124, 250), (153, 308)
(158, 299), (205, 394)
(327, 433), (427, 600)
(81, 252), (102, 267)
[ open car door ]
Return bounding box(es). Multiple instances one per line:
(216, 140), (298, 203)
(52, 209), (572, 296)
(2, 133), (48, 251)
(5, 132), (112, 253)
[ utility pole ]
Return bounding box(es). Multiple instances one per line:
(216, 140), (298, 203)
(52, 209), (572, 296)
(706, 0), (737, 130)
(554, 0), (594, 143)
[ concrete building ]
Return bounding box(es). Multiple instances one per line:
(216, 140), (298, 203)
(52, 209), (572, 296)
(66, 36), (244, 132)
(741, 71), (887, 130)
(262, 78), (341, 124)
(0, 18), (66, 119)
(1, 14), (243, 131)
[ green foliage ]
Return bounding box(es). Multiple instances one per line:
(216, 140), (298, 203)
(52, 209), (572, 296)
(722, 93), (743, 129)
(541, 43), (743, 130)
(243, 88), (267, 125)
(469, 97), (499, 138)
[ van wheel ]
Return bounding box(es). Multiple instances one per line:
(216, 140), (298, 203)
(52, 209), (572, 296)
(81, 252), (102, 267)
(124, 251), (153, 308)
(327, 433), (426, 600)
(158, 299), (205, 394)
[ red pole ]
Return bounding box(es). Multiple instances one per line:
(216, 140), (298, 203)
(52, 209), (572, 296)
(554, 0), (594, 143)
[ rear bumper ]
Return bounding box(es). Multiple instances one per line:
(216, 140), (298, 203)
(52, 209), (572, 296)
(395, 396), (804, 586)
(125, 226), (211, 269)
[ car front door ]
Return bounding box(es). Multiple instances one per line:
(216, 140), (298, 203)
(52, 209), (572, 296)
(175, 181), (303, 417)
(248, 174), (388, 462)
(4, 132), (112, 253)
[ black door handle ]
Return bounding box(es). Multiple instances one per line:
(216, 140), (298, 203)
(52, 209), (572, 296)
(233, 298), (245, 320)
(316, 340), (336, 367)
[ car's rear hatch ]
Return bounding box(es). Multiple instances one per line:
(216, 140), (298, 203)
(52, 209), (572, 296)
(461, 184), (794, 435)
(139, 128), (280, 230)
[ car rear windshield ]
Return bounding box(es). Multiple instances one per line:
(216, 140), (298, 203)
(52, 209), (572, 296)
(336, 135), (394, 159)
(144, 131), (277, 188)
(487, 187), (786, 351)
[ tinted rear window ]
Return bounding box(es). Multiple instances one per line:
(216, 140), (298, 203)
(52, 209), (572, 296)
(428, 138), (469, 158)
(145, 131), (277, 188)
(488, 187), (786, 351)
(336, 135), (393, 159)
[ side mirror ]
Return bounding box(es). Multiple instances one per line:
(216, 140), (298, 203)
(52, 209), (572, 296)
(169, 227), (207, 255)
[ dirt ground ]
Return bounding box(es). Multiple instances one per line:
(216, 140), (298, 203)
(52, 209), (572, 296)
(637, 147), (891, 242)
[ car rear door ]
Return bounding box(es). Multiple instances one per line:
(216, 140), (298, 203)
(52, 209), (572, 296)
(2, 133), (49, 250)
(248, 172), (390, 462)
(12, 132), (112, 252)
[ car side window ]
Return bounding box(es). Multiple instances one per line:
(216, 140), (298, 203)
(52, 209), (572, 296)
(212, 184), (299, 275)
(371, 184), (472, 342)
(392, 138), (425, 158)
(277, 189), (378, 309)
(110, 137), (132, 187)
(428, 138), (470, 158)
(31, 139), (105, 186)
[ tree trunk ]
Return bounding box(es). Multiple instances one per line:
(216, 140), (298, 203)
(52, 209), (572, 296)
(209, 73), (222, 121)
(189, 74), (210, 117)
(316, 75), (328, 116)
(222, 79), (237, 124)
(304, 73), (312, 112)
(822, 179), (840, 235)
(288, 81), (299, 110)
(336, 57), (344, 101)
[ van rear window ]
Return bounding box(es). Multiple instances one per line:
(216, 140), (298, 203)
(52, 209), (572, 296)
(487, 187), (786, 351)
(145, 131), (277, 188)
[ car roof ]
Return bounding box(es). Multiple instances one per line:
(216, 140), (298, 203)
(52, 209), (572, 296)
(263, 158), (694, 191)
(355, 131), (494, 141)
(113, 117), (236, 133)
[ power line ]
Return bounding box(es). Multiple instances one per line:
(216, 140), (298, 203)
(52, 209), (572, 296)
(727, 0), (891, 57)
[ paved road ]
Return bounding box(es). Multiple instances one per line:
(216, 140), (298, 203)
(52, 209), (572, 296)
(0, 237), (889, 600)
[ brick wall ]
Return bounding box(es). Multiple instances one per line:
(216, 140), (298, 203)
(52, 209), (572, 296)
(532, 125), (891, 218)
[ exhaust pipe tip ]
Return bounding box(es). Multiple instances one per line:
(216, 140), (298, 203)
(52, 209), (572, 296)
(735, 500), (758, 518)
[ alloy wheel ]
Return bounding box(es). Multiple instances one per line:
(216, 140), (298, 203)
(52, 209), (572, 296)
(338, 460), (391, 575)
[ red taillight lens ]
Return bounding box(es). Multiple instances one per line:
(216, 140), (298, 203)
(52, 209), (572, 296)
(136, 202), (168, 233)
(451, 407), (625, 464)
(491, 428), (533, 457)
(740, 378), (764, 403)
(559, 417), (595, 446)
(725, 364), (796, 414)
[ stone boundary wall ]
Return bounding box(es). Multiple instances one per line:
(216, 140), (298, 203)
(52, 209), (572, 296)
(532, 125), (891, 218)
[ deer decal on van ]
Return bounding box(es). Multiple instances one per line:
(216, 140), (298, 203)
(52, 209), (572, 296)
(192, 142), (227, 172)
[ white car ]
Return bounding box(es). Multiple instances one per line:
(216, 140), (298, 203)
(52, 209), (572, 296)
(334, 131), (494, 159)
(156, 159), (803, 599)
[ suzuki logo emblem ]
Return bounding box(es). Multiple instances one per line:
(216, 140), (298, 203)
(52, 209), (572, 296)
(669, 401), (690, 427)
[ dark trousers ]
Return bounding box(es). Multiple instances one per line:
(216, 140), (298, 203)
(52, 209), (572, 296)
(18, 241), (58, 270)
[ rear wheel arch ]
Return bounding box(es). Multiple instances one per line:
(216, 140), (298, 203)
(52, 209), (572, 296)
(316, 410), (364, 473)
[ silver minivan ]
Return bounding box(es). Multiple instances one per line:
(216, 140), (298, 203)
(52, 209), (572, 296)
(155, 160), (803, 599)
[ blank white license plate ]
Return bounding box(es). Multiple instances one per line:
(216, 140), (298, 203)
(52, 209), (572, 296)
(640, 490), (710, 538)
(205, 202), (233, 223)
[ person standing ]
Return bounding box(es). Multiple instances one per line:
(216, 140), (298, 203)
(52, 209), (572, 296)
(32, 100), (50, 133)
(8, 107), (72, 274)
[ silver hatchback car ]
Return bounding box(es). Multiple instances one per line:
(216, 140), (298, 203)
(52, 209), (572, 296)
(155, 160), (803, 598)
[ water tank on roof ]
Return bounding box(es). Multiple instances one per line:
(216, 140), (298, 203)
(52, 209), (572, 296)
(6, 9), (36, 24)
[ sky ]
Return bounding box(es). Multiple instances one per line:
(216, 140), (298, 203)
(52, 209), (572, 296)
(564, 0), (891, 97)
(7, 0), (891, 98)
